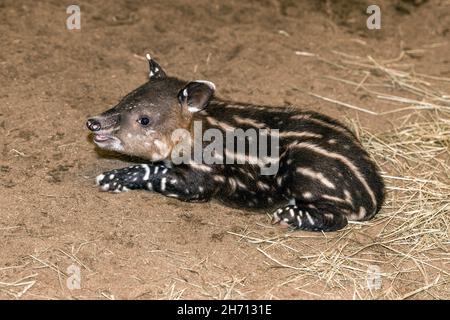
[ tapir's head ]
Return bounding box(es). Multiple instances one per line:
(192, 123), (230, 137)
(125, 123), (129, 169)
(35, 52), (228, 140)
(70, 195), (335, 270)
(86, 54), (215, 161)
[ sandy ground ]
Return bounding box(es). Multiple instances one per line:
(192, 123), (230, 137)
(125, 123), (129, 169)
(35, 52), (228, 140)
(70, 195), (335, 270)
(0, 0), (449, 299)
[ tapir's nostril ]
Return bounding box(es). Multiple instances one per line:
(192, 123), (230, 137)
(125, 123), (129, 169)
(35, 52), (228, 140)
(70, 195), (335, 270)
(86, 119), (101, 132)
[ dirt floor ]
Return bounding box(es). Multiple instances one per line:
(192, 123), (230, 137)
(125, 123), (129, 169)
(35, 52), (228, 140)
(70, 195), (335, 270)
(0, 0), (449, 299)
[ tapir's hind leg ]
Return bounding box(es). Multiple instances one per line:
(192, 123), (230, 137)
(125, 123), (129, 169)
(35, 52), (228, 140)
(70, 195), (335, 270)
(271, 201), (348, 232)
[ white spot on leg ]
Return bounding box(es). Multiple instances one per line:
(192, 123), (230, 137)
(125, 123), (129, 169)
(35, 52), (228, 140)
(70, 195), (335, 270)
(141, 164), (150, 181)
(305, 212), (315, 225)
(109, 174), (115, 180)
(289, 209), (295, 217)
(95, 174), (105, 185)
(160, 177), (167, 191)
(101, 183), (109, 191)
(296, 215), (302, 227)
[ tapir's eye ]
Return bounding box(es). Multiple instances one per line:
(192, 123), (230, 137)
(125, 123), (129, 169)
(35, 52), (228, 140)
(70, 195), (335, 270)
(138, 116), (151, 126)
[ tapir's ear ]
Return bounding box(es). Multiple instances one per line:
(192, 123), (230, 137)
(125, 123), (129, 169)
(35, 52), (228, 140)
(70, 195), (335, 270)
(146, 54), (166, 79)
(177, 80), (215, 113)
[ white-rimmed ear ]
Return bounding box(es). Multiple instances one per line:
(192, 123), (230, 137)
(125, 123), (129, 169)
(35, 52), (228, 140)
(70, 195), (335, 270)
(177, 80), (215, 113)
(146, 53), (166, 79)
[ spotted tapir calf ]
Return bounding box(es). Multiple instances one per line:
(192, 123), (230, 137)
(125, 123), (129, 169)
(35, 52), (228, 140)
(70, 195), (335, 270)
(86, 54), (384, 232)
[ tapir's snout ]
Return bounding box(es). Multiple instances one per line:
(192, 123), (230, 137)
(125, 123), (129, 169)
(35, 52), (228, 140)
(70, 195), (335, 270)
(86, 112), (121, 133)
(86, 118), (101, 132)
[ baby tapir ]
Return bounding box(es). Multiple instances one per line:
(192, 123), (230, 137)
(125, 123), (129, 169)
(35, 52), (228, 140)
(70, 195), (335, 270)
(86, 54), (384, 232)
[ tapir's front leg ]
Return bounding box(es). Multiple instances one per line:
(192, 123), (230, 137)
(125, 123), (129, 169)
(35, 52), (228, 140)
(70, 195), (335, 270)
(96, 164), (217, 202)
